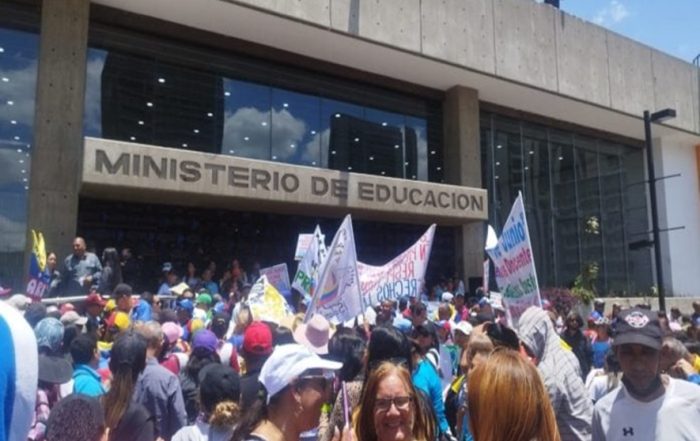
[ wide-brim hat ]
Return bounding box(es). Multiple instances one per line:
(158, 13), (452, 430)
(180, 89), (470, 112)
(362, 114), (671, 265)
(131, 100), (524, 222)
(293, 313), (335, 355)
(38, 354), (73, 384)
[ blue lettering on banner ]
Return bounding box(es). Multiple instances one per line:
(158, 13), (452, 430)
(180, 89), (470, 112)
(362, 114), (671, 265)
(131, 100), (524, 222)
(501, 221), (526, 252)
(373, 279), (418, 303)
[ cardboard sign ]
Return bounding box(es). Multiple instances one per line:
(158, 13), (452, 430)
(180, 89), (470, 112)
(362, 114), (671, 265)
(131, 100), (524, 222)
(260, 263), (291, 296)
(294, 234), (314, 261)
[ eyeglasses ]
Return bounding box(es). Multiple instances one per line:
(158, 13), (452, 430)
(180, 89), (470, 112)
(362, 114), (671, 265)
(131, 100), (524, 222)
(374, 396), (413, 412)
(296, 374), (333, 391)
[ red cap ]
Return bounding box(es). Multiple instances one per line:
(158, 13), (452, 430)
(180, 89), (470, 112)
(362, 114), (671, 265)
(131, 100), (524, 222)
(86, 293), (106, 307)
(243, 321), (273, 356)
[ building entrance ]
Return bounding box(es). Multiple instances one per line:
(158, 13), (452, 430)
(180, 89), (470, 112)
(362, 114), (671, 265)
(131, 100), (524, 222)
(77, 198), (458, 295)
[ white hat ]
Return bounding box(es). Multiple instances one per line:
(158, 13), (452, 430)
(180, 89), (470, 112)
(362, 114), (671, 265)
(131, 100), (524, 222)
(60, 310), (87, 326)
(260, 344), (341, 403)
(441, 292), (454, 302)
(6, 294), (31, 311)
(453, 321), (473, 338)
(169, 282), (191, 296)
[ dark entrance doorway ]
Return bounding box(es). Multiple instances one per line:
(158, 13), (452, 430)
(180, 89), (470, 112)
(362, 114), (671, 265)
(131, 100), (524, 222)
(77, 198), (457, 295)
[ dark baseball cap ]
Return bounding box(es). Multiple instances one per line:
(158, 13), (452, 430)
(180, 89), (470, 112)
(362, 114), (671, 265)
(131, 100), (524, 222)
(613, 308), (662, 350)
(198, 363), (241, 404)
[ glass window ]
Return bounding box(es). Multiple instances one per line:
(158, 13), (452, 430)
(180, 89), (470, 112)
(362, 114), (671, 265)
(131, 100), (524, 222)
(222, 79), (271, 160)
(270, 88), (320, 166)
(523, 122), (554, 287)
(0, 24), (39, 290)
(84, 43), (441, 182)
(481, 111), (651, 294)
(575, 135), (603, 291)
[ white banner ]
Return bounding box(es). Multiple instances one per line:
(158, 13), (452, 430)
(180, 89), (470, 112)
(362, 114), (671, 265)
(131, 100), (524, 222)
(292, 226), (327, 298)
(260, 263), (291, 296)
(358, 224), (436, 307)
(486, 192), (541, 327)
(305, 216), (363, 324)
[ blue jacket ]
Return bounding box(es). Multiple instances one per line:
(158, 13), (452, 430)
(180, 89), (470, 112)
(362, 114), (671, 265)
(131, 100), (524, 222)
(413, 358), (450, 434)
(73, 364), (105, 397)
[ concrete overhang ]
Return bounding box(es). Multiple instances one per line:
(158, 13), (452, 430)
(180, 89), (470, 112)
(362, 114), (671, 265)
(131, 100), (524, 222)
(93, 0), (700, 147)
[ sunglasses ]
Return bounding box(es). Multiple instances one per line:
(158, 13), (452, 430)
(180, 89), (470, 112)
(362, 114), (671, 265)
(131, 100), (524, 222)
(374, 396), (413, 412)
(296, 373), (334, 391)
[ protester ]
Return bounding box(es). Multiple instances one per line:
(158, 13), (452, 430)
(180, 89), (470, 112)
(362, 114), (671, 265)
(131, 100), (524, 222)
(592, 308), (700, 440)
(585, 351), (622, 403)
(45, 394), (106, 441)
(319, 331), (366, 441)
(31, 318), (74, 441)
(133, 321), (188, 440)
(517, 306), (593, 441)
(45, 252), (62, 298)
(112, 283), (133, 314)
(180, 330), (221, 423)
(468, 349), (561, 441)
(60, 237), (102, 295)
(561, 312), (592, 379)
(239, 321), (274, 408)
(183, 262), (201, 290)
(70, 334), (105, 397)
(366, 325), (414, 374)
(25, 301), (48, 328)
(231, 344), (341, 441)
(173, 364), (240, 441)
(98, 247), (123, 296)
(160, 321), (189, 375)
(354, 361), (435, 441)
(590, 318), (612, 370)
(102, 331), (155, 441)
(658, 336), (700, 384)
(85, 293), (106, 335)
(410, 338), (451, 438)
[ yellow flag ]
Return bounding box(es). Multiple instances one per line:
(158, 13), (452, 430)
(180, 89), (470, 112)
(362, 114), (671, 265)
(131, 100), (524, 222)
(32, 229), (47, 272)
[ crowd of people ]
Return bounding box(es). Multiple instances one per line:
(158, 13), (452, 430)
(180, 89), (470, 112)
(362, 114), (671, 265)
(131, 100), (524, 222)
(1, 236), (700, 441)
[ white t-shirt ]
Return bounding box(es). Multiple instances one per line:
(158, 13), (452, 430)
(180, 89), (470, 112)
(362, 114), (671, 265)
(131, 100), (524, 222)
(592, 377), (700, 441)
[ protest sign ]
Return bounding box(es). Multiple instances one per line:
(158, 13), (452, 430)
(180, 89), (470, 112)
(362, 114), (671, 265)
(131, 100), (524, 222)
(358, 224), (435, 307)
(305, 215), (363, 324)
(485, 192), (541, 327)
(482, 259), (490, 293)
(292, 225), (327, 298)
(294, 234), (314, 261)
(26, 229), (50, 299)
(260, 263), (291, 296)
(247, 275), (293, 324)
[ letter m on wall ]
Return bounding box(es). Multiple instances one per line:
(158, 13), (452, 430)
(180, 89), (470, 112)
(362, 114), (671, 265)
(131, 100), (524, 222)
(95, 149), (129, 175)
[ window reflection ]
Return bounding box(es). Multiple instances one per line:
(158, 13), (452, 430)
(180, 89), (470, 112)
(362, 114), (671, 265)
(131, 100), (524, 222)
(481, 112), (651, 294)
(84, 47), (438, 181)
(0, 25), (38, 290)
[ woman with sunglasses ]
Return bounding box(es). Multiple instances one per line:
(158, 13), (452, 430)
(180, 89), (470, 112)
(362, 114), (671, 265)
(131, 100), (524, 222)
(354, 361), (435, 441)
(231, 344), (341, 441)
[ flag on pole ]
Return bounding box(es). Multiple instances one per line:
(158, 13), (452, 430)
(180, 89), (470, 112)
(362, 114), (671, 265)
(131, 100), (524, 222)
(305, 215), (363, 324)
(485, 192), (542, 327)
(292, 225), (327, 299)
(26, 230), (50, 300)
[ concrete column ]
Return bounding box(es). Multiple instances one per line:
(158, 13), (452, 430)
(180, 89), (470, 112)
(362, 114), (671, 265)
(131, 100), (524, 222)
(443, 86), (483, 286)
(26, 0), (90, 262)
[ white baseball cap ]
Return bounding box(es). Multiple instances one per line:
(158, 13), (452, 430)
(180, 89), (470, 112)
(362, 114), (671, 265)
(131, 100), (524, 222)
(453, 321), (473, 338)
(441, 292), (454, 302)
(259, 344), (341, 403)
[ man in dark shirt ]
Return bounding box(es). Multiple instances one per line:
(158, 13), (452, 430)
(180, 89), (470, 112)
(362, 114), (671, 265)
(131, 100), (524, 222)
(239, 321), (273, 408)
(133, 321), (187, 440)
(60, 237), (102, 295)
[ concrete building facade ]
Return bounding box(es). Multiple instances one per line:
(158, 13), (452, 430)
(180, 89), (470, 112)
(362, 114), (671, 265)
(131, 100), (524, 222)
(1, 0), (699, 296)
